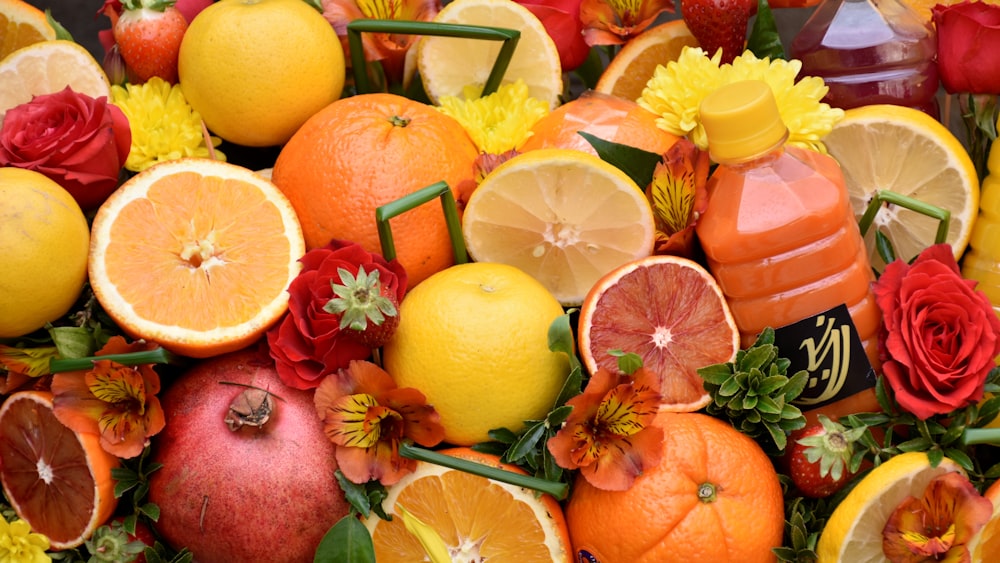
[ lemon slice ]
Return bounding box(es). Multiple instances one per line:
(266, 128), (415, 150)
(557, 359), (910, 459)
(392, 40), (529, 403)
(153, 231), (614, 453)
(461, 148), (656, 306)
(594, 20), (699, 103)
(817, 451), (967, 562)
(0, 40), (111, 123)
(417, 0), (562, 109)
(823, 104), (979, 272)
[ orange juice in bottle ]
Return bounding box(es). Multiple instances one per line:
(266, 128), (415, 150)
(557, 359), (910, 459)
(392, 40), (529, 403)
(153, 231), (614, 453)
(694, 80), (882, 423)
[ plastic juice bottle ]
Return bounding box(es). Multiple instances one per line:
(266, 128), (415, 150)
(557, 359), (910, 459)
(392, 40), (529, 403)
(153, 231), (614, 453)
(789, 0), (939, 118)
(962, 120), (1000, 312)
(695, 80), (883, 423)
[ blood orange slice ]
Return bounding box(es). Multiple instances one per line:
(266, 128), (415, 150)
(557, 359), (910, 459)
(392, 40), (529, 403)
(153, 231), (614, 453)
(578, 255), (740, 411)
(0, 390), (119, 549)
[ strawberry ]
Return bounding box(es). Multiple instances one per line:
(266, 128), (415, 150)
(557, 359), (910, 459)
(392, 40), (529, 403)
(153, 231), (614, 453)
(788, 415), (865, 498)
(324, 265), (401, 348)
(680, 0), (756, 64)
(113, 0), (188, 84)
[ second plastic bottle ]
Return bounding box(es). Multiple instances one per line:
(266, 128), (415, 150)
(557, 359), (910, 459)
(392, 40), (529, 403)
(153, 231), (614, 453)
(695, 80), (882, 422)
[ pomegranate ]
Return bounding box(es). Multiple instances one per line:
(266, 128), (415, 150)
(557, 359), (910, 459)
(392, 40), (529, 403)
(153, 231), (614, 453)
(147, 343), (348, 562)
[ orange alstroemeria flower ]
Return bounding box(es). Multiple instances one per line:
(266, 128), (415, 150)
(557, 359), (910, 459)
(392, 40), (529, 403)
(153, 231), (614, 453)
(646, 137), (710, 258)
(321, 0), (440, 86)
(0, 344), (58, 394)
(579, 0), (674, 46)
(314, 360), (445, 486)
(882, 472), (993, 563)
(547, 365), (663, 491)
(50, 336), (166, 459)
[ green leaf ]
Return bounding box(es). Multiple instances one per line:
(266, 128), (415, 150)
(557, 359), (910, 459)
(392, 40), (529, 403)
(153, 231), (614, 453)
(718, 375), (743, 397)
(314, 516), (375, 563)
(335, 471), (374, 518)
(764, 421), (787, 451)
(553, 366), (584, 408)
(875, 229), (897, 266)
(546, 404), (574, 428)
(487, 427), (520, 445)
(505, 422), (547, 463)
(579, 131), (661, 189)
(782, 371), (809, 402)
(943, 448), (975, 473)
(547, 313), (581, 373)
(755, 375), (788, 396)
(897, 437), (933, 452)
(746, 0), (784, 60)
(926, 448), (944, 467)
(756, 395), (782, 416)
(739, 344), (775, 372)
(44, 9), (74, 41)
(697, 363), (734, 385)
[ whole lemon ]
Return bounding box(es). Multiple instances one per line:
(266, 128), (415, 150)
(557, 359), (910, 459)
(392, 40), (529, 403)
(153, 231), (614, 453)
(177, 0), (345, 147)
(382, 262), (571, 445)
(0, 168), (90, 338)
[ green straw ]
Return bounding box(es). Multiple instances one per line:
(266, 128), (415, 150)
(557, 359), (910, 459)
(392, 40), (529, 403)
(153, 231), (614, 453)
(49, 347), (181, 373)
(398, 442), (569, 500)
(376, 181), (468, 265)
(858, 189), (951, 246)
(346, 19), (520, 96)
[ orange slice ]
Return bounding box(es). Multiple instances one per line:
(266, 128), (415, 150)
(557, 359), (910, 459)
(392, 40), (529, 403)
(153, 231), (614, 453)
(578, 254), (740, 411)
(88, 158), (306, 358)
(364, 447), (572, 562)
(0, 0), (56, 60)
(0, 39), (110, 123)
(0, 390), (119, 550)
(594, 20), (699, 103)
(461, 148), (656, 306)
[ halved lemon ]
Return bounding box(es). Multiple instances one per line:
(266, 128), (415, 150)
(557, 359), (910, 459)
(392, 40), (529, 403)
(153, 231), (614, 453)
(823, 104), (979, 272)
(417, 0), (562, 109)
(462, 148), (656, 306)
(817, 451), (967, 562)
(0, 40), (110, 122)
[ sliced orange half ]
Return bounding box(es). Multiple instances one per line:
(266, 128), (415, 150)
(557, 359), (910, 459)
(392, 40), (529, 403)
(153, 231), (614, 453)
(578, 254), (740, 412)
(0, 0), (56, 60)
(88, 158), (306, 358)
(364, 448), (572, 562)
(594, 20), (699, 103)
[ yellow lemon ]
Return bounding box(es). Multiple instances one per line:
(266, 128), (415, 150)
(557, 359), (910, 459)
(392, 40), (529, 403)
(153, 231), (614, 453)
(382, 262), (570, 445)
(0, 167), (90, 338)
(817, 451), (967, 562)
(178, 0), (345, 147)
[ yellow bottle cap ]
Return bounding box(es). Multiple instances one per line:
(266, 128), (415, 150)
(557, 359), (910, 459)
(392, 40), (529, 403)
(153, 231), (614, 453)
(699, 80), (788, 163)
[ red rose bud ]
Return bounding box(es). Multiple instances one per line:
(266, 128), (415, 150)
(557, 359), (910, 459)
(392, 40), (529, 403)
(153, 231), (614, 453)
(266, 239), (408, 390)
(872, 243), (1000, 419)
(0, 87), (131, 210)
(933, 0), (1000, 94)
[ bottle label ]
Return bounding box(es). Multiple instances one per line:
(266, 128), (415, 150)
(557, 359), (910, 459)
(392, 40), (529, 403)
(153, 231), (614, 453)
(772, 303), (876, 409)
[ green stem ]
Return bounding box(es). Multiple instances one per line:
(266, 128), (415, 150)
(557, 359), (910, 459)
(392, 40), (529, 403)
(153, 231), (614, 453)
(398, 442), (569, 500)
(857, 189), (951, 246)
(346, 19), (519, 96)
(49, 347), (180, 373)
(961, 427), (1000, 446)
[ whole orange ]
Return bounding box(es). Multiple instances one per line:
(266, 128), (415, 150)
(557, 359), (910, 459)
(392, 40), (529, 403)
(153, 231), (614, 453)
(520, 93), (680, 157)
(564, 412), (784, 562)
(271, 93), (479, 286)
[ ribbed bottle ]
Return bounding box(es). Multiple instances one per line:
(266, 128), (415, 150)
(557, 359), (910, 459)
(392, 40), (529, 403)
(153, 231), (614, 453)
(695, 80), (883, 421)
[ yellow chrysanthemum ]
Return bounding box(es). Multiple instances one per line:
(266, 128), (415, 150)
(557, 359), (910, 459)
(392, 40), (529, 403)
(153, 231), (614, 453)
(111, 77), (225, 172)
(0, 518), (50, 563)
(723, 52), (844, 154)
(638, 47), (723, 150)
(436, 80), (550, 155)
(638, 47), (844, 154)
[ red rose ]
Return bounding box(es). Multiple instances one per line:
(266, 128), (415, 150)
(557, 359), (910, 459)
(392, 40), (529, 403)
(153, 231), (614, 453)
(266, 240), (408, 390)
(0, 87), (131, 210)
(873, 243), (1000, 420)
(932, 0), (1000, 94)
(516, 0), (591, 72)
